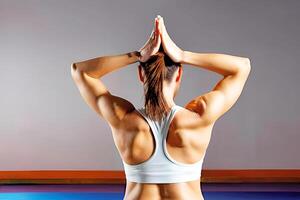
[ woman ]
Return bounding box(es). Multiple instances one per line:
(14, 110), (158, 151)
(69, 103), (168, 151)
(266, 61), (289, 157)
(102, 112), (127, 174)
(71, 15), (251, 200)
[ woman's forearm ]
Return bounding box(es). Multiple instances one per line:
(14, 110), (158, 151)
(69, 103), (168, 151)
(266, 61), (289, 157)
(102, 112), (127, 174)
(72, 51), (140, 78)
(181, 51), (250, 76)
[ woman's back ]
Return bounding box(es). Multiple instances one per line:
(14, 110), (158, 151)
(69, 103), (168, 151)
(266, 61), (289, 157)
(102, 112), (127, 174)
(110, 104), (215, 200)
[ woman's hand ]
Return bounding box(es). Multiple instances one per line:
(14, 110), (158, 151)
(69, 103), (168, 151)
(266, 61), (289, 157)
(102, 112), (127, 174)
(157, 15), (184, 63)
(138, 17), (161, 62)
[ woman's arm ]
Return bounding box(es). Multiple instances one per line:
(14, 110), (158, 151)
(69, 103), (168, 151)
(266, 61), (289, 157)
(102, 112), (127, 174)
(181, 50), (251, 125)
(71, 16), (161, 128)
(182, 51), (251, 125)
(157, 15), (251, 125)
(72, 16), (161, 79)
(157, 15), (250, 76)
(181, 51), (250, 76)
(70, 52), (140, 128)
(72, 51), (140, 79)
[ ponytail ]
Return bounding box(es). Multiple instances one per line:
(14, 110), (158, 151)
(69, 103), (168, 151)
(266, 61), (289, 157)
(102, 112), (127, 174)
(139, 52), (181, 121)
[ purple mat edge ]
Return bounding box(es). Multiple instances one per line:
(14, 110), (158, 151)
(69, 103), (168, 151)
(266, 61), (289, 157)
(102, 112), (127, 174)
(0, 183), (300, 193)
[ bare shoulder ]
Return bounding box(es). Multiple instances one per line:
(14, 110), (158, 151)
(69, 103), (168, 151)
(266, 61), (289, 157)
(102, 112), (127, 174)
(176, 104), (215, 130)
(184, 67), (251, 126)
(120, 108), (150, 131)
(174, 105), (215, 151)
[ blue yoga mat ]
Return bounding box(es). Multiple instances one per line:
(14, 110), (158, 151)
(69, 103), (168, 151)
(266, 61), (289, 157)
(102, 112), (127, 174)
(0, 192), (299, 200)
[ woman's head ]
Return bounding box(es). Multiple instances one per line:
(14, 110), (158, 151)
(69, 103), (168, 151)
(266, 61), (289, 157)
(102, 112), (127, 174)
(138, 51), (182, 121)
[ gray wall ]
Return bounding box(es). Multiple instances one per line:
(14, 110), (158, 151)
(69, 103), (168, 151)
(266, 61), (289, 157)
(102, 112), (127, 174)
(0, 0), (299, 170)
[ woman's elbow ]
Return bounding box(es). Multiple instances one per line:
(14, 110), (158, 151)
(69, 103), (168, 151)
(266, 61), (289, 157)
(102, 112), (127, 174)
(239, 57), (251, 74)
(71, 63), (82, 81)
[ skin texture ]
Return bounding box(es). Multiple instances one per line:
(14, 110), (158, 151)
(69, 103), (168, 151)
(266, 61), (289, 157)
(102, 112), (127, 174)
(71, 15), (251, 200)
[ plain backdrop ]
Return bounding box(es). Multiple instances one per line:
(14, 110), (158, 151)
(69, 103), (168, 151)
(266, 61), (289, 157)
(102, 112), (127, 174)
(0, 0), (299, 170)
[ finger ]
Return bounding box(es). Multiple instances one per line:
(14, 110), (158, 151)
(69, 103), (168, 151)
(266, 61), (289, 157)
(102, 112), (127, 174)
(158, 15), (164, 23)
(154, 33), (159, 44)
(151, 31), (155, 40)
(156, 35), (161, 46)
(158, 16), (164, 28)
(155, 18), (159, 35)
(155, 35), (161, 48)
(154, 17), (158, 31)
(155, 28), (161, 43)
(151, 32), (155, 41)
(154, 18), (159, 37)
(156, 16), (164, 35)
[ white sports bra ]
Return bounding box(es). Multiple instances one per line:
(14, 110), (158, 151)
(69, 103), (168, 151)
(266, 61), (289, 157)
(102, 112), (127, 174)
(122, 104), (204, 183)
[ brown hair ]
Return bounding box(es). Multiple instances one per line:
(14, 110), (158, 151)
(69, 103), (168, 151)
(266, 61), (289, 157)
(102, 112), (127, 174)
(139, 51), (182, 121)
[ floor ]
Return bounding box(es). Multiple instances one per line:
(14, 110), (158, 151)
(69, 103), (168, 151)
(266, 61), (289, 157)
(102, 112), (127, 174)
(0, 183), (299, 199)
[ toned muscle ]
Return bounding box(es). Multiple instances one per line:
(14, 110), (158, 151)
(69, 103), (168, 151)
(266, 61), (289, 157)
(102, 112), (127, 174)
(110, 106), (213, 200)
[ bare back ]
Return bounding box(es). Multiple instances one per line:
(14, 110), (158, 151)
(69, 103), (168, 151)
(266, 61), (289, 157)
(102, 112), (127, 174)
(110, 105), (215, 200)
